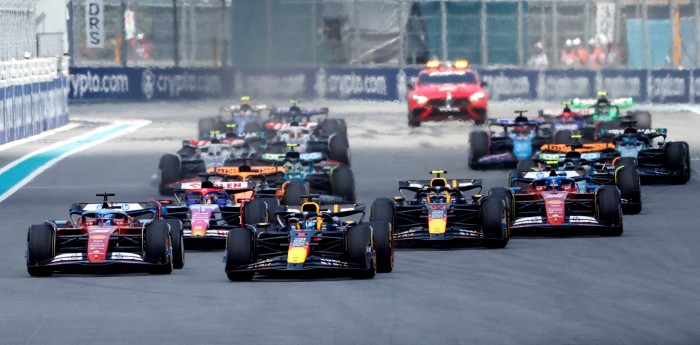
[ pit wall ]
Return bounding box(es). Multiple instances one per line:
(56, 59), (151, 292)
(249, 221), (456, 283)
(68, 67), (699, 104)
(0, 58), (69, 145)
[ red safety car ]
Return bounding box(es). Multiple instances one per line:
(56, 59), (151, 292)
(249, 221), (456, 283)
(407, 59), (489, 127)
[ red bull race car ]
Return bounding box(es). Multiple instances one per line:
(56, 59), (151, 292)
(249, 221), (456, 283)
(407, 59), (489, 127)
(224, 197), (393, 281)
(26, 193), (185, 276)
(369, 171), (509, 248)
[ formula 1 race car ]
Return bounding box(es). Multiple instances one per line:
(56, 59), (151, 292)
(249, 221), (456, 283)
(224, 197), (393, 281)
(407, 59), (489, 127)
(266, 120), (350, 165)
(503, 172), (623, 236)
(266, 100), (346, 138)
(198, 96), (273, 138)
(26, 193), (185, 276)
(157, 137), (267, 195)
(369, 171), (509, 248)
(468, 111), (551, 169)
(259, 144), (355, 204)
(515, 142), (642, 214)
(161, 178), (269, 248)
(602, 126), (691, 184)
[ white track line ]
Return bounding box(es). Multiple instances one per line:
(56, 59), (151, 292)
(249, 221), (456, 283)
(0, 120), (150, 204)
(0, 123), (80, 153)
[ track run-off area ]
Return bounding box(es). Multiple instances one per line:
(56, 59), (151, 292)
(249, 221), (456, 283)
(1, 100), (699, 344)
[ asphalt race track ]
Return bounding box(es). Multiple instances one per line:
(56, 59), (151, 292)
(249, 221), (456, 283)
(1, 100), (699, 344)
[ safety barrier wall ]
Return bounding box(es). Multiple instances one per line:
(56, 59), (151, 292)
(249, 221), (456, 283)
(0, 58), (69, 145)
(68, 66), (700, 104)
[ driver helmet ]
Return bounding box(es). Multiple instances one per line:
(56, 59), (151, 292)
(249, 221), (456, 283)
(303, 217), (318, 230)
(205, 194), (219, 204)
(101, 213), (116, 226)
(513, 124), (531, 136)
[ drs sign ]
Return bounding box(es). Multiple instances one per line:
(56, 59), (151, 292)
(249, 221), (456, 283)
(85, 0), (104, 48)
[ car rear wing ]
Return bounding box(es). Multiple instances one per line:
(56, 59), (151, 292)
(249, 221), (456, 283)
(172, 181), (257, 191)
(399, 179), (482, 192)
(600, 128), (666, 136)
(260, 152), (324, 163)
(272, 107), (329, 116)
(182, 139), (245, 148)
(487, 118), (544, 127)
(570, 97), (633, 108)
(221, 104), (273, 112)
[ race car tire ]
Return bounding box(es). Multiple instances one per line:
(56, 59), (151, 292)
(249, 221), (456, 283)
(664, 142), (690, 184)
(163, 219), (185, 269)
(225, 228), (255, 281)
(368, 221), (393, 273)
(331, 165), (356, 203)
(615, 166), (642, 215)
(283, 181), (309, 206)
(243, 121), (262, 134)
(370, 198), (395, 226)
(264, 142), (288, 154)
(516, 159), (537, 175)
(145, 221), (174, 274)
(408, 111), (421, 128)
(198, 117), (219, 138)
(243, 198), (269, 225)
(595, 186), (623, 236)
(554, 130), (573, 144)
(328, 134), (350, 164)
(480, 196), (509, 249)
(489, 187), (514, 223)
(347, 224), (376, 279)
(158, 154), (181, 196)
(27, 224), (55, 277)
(468, 130), (489, 169)
(322, 118), (346, 136)
(632, 111), (652, 129)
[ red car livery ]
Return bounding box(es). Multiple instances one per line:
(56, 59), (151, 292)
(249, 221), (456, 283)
(407, 59), (489, 127)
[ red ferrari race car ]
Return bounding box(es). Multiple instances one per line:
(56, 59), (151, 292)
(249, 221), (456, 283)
(407, 59), (489, 127)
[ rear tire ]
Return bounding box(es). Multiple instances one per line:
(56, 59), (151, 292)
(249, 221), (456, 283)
(664, 142), (690, 185)
(198, 117), (219, 138)
(145, 221), (174, 274)
(322, 118), (346, 136)
(595, 186), (623, 236)
(163, 219), (185, 269)
(243, 198), (269, 225)
(331, 165), (356, 203)
(347, 224), (376, 279)
(328, 134), (350, 164)
(469, 130), (489, 169)
(481, 196), (509, 249)
(370, 198), (395, 226)
(368, 221), (393, 273)
(489, 187), (514, 223)
(616, 166), (642, 215)
(225, 228), (255, 281)
(27, 224), (55, 277)
(283, 181), (308, 206)
(554, 129), (573, 144)
(158, 154), (181, 196)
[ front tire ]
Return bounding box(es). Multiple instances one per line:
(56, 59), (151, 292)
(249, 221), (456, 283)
(595, 186), (623, 236)
(331, 165), (356, 203)
(664, 142), (690, 185)
(283, 181), (309, 206)
(347, 224), (376, 279)
(616, 165), (642, 215)
(158, 154), (181, 196)
(481, 196), (509, 248)
(469, 130), (489, 169)
(145, 221), (174, 274)
(27, 224), (55, 277)
(225, 228), (255, 281)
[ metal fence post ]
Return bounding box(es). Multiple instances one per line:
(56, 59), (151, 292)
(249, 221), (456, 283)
(265, 0), (272, 66)
(173, 0), (179, 67)
(480, 0), (487, 65)
(517, 0), (523, 66)
(553, 1), (558, 68)
(311, 0), (317, 65)
(399, 0), (405, 68)
(642, 0), (649, 68)
(120, 0), (127, 67)
(440, 0), (447, 60)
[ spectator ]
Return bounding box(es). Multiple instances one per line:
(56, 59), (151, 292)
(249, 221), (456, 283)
(528, 41), (549, 68)
(588, 36), (605, 70)
(605, 42), (621, 67)
(560, 39), (576, 67)
(573, 38), (588, 67)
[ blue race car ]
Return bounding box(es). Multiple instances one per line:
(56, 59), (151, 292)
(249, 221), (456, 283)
(468, 111), (551, 169)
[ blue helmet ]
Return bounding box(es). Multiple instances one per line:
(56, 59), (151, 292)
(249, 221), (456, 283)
(100, 213), (116, 225)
